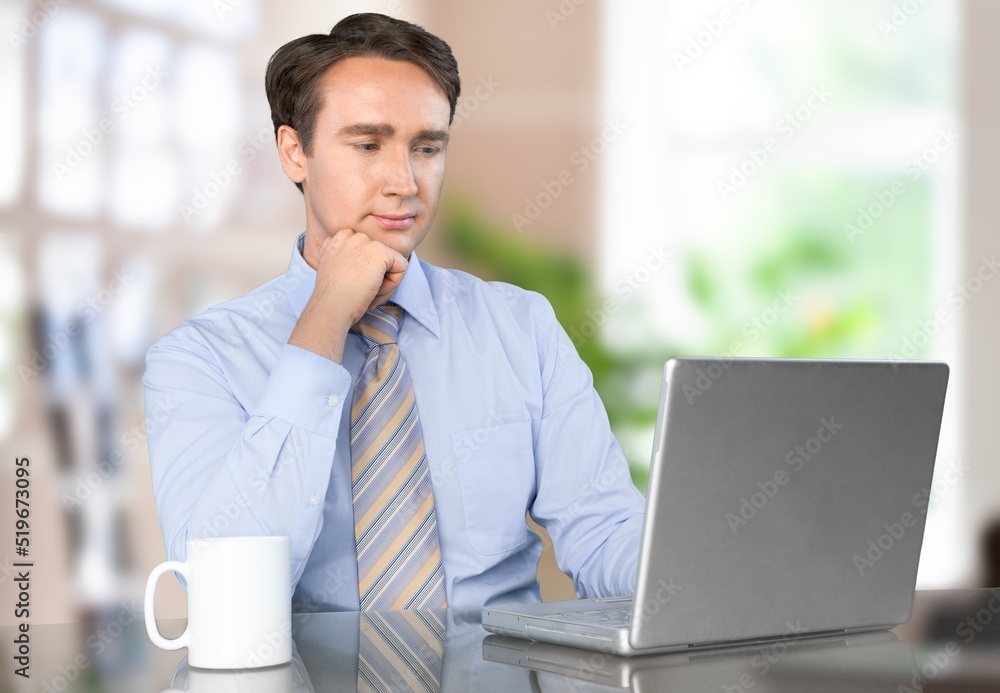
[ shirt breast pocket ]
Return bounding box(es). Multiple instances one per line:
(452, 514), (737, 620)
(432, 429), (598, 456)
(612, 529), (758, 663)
(452, 419), (535, 555)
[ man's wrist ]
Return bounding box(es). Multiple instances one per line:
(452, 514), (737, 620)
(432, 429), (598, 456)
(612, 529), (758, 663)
(288, 333), (345, 363)
(289, 303), (352, 363)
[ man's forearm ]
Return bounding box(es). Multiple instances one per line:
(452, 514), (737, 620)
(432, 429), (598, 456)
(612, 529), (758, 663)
(146, 339), (350, 588)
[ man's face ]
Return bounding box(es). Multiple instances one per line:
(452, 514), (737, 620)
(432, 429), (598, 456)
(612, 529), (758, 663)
(286, 56), (451, 262)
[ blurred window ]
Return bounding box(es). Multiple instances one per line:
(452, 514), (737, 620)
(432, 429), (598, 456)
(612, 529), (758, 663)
(601, 0), (963, 586)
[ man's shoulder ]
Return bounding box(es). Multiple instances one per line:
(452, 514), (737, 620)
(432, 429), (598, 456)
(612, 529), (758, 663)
(419, 258), (554, 317)
(149, 272), (294, 356)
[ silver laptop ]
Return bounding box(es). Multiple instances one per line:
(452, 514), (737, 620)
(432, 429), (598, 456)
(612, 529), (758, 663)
(482, 630), (910, 691)
(482, 357), (949, 656)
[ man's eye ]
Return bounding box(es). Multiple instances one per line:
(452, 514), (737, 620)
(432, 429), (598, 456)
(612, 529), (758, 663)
(354, 143), (379, 152)
(416, 146), (441, 155)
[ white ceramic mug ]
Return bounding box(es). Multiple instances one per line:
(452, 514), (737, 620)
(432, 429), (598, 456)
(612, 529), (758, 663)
(145, 536), (292, 669)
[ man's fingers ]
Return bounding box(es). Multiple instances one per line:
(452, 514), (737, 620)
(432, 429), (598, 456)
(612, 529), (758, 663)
(373, 272), (404, 300)
(381, 244), (409, 275)
(317, 228), (355, 262)
(314, 231), (408, 312)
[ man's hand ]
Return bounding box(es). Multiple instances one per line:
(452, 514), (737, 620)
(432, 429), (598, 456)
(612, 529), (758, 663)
(289, 229), (408, 363)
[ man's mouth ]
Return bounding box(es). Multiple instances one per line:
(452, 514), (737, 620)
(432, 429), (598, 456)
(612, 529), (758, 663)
(372, 213), (416, 230)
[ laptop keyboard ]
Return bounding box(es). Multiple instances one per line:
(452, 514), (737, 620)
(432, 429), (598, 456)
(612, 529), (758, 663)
(549, 608), (632, 628)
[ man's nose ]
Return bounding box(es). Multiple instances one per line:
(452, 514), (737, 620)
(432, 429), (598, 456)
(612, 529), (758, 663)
(381, 148), (419, 197)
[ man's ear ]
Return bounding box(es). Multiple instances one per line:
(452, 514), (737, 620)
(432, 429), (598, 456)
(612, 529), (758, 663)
(276, 125), (307, 186)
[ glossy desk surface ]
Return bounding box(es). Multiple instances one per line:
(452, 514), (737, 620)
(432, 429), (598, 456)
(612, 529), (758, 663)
(5, 589), (1000, 691)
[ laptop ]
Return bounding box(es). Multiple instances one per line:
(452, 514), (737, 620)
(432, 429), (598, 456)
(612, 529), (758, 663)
(482, 357), (949, 655)
(482, 630), (911, 691)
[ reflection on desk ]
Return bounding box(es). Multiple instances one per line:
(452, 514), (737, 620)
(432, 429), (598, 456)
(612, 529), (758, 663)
(485, 630), (914, 692)
(2, 589), (999, 691)
(167, 655), (312, 692)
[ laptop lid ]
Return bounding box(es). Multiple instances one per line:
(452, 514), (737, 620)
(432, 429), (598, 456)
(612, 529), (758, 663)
(630, 358), (948, 651)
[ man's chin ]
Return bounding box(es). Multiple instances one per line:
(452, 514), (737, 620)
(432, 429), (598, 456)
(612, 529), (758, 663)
(368, 227), (424, 258)
(372, 235), (413, 259)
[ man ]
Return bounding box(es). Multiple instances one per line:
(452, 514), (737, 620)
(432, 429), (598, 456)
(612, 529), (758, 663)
(145, 13), (644, 611)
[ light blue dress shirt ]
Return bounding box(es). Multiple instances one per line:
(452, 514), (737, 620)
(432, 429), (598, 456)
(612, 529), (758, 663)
(144, 233), (644, 610)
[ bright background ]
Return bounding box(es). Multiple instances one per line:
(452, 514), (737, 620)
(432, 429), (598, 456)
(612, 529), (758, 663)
(1, 0), (998, 635)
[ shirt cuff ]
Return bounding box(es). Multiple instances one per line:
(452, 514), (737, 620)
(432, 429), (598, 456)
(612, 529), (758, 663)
(253, 343), (351, 437)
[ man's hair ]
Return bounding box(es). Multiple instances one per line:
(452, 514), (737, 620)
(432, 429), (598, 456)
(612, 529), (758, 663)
(265, 13), (461, 192)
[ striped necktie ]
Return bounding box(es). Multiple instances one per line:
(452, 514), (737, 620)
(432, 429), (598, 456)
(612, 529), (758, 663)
(357, 609), (446, 692)
(350, 303), (447, 610)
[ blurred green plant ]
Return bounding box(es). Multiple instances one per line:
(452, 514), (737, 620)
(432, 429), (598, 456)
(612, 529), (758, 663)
(686, 172), (931, 361)
(441, 198), (671, 492)
(441, 173), (930, 493)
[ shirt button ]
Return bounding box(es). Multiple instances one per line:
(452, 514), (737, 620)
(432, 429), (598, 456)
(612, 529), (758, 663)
(326, 395), (340, 407)
(308, 495), (319, 507)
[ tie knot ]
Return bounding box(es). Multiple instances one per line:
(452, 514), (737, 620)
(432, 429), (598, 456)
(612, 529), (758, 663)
(351, 303), (403, 346)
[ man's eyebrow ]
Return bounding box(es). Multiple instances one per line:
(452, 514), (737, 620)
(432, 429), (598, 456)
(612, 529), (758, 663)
(337, 122), (394, 138)
(416, 129), (450, 145)
(337, 122), (450, 145)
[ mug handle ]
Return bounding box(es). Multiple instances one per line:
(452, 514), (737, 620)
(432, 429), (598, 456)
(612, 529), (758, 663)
(145, 560), (190, 650)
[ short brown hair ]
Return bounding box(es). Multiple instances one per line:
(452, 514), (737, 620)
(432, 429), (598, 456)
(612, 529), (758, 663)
(265, 13), (461, 192)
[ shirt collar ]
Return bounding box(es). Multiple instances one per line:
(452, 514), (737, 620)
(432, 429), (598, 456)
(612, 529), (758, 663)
(285, 232), (440, 338)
